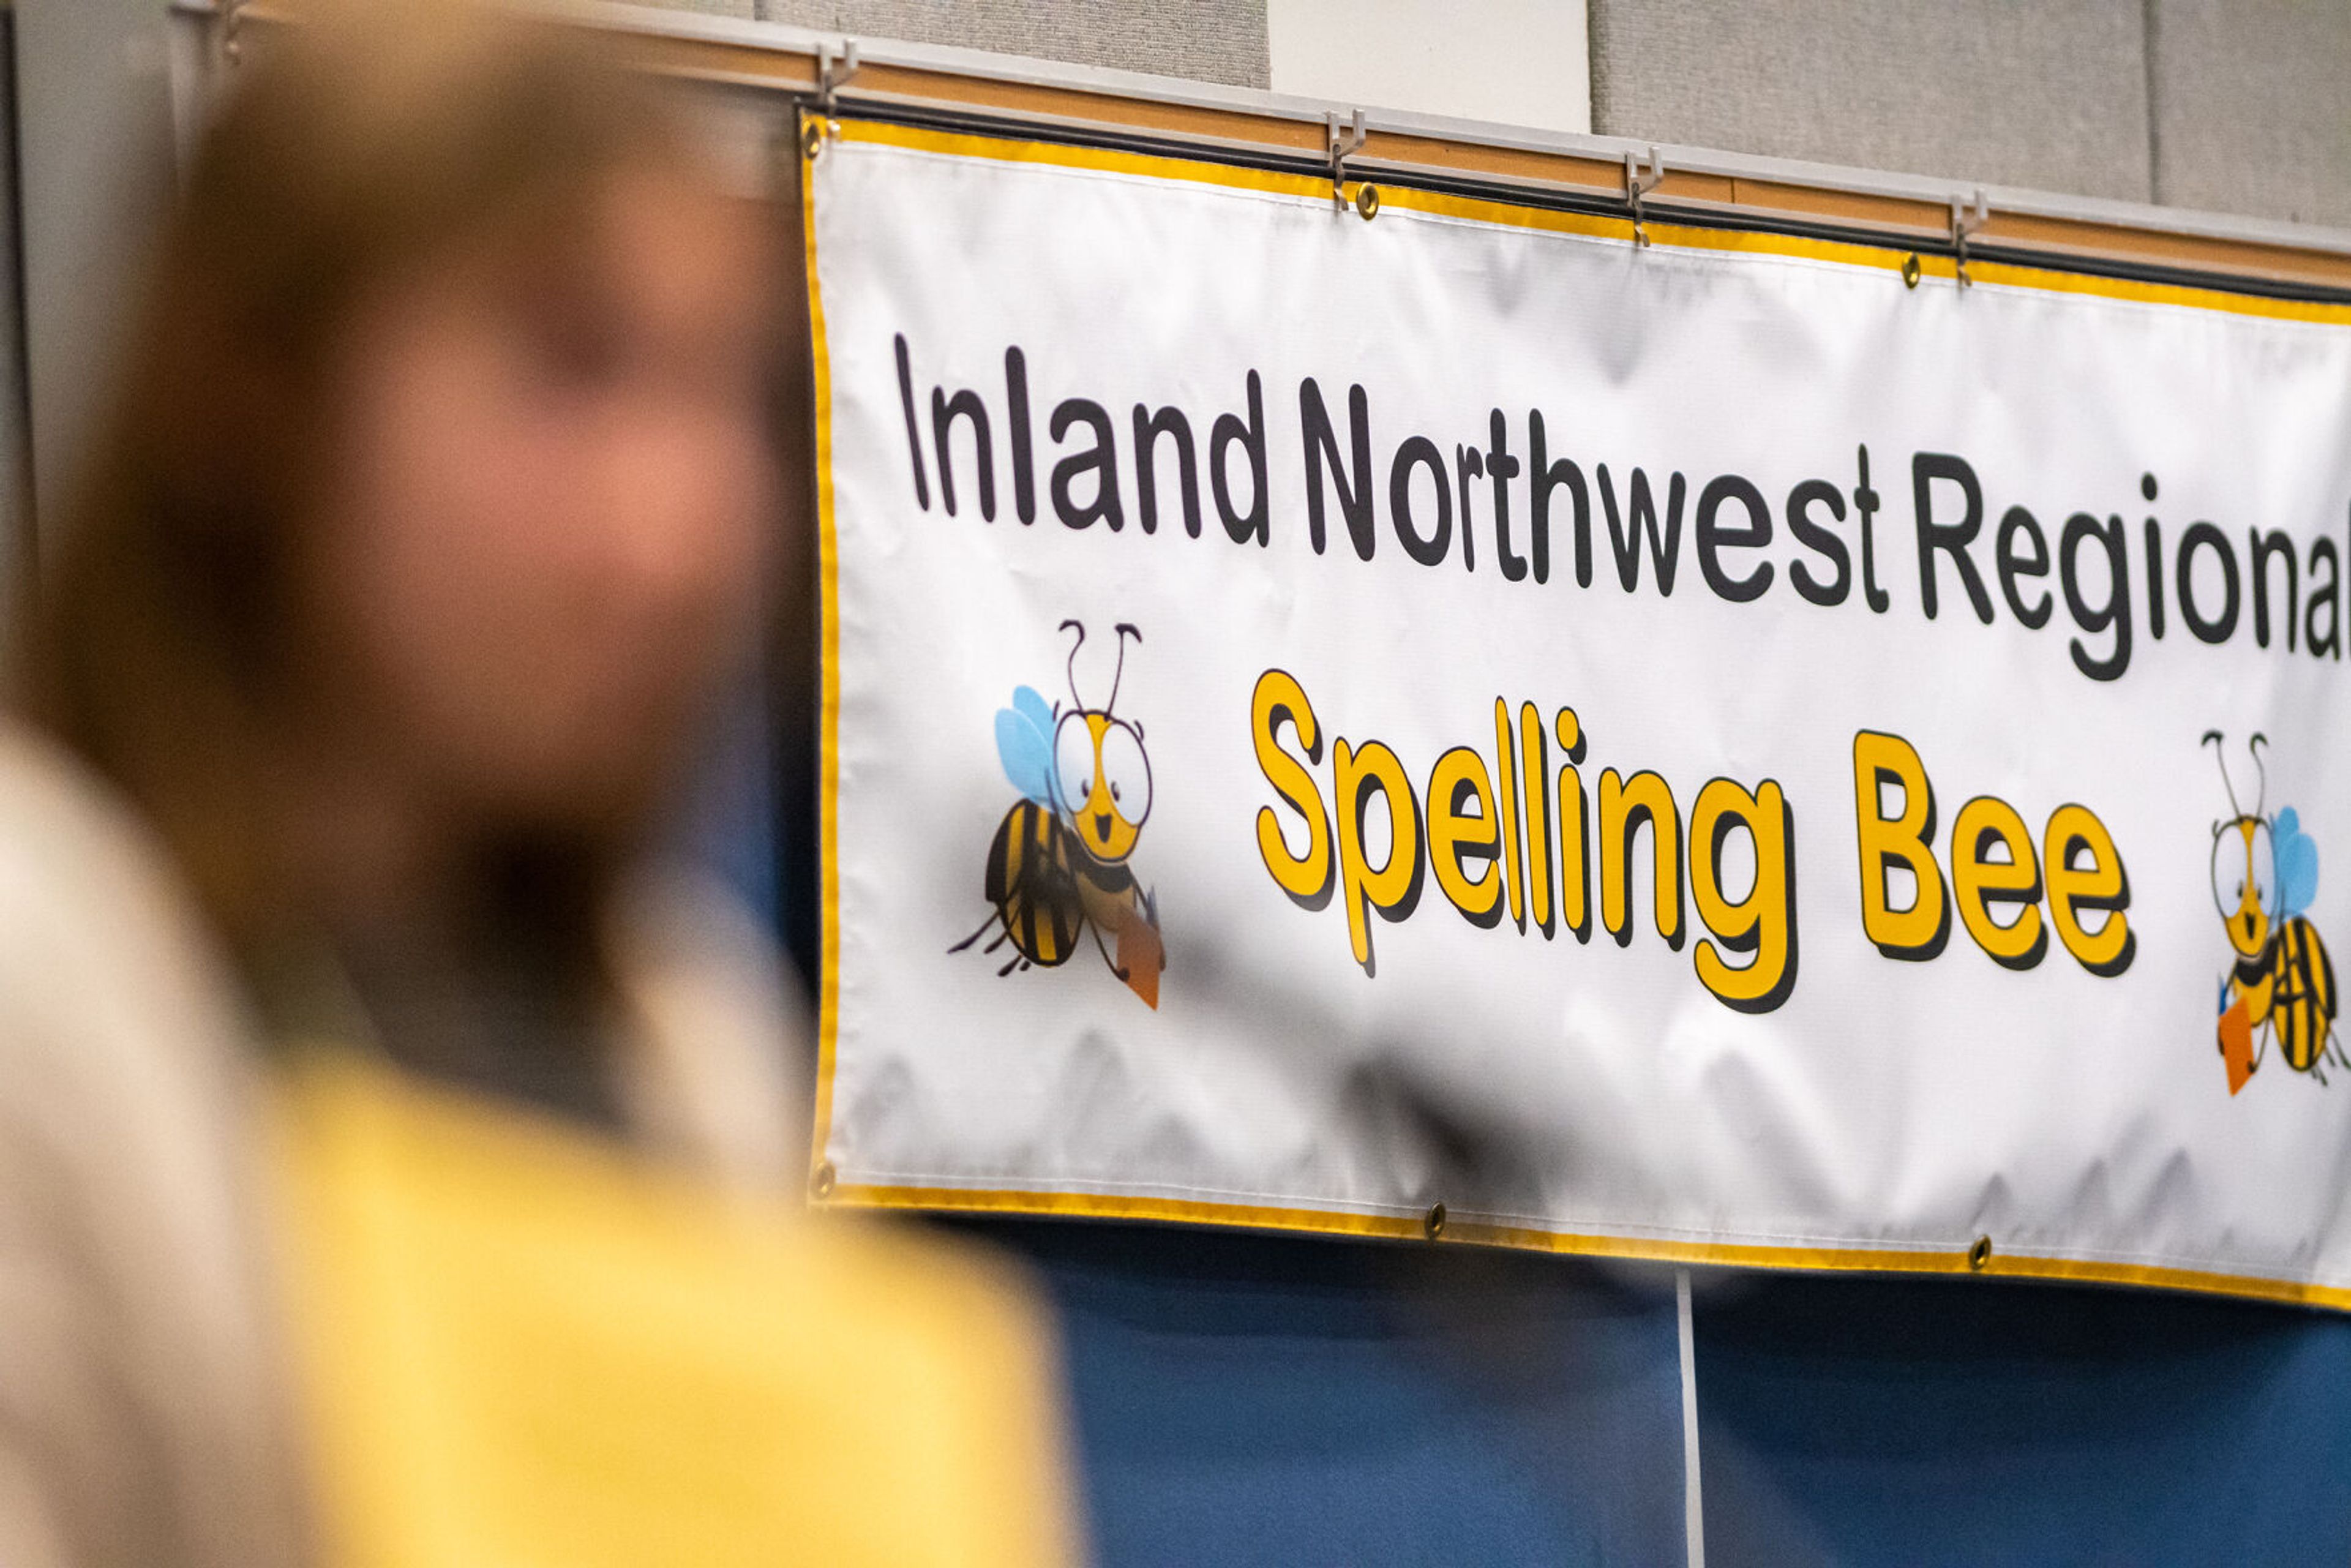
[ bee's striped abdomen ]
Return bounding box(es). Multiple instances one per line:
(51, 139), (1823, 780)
(2273, 917), (2338, 1073)
(984, 802), (1081, 967)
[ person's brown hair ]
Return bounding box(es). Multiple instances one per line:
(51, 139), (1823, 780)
(17, 2), (705, 952)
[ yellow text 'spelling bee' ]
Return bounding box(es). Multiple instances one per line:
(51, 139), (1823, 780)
(950, 620), (1165, 1009)
(2206, 730), (2338, 1094)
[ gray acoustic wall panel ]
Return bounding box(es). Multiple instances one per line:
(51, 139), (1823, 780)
(632, 0), (1271, 88)
(0, 10), (29, 607)
(620, 0), (2351, 235)
(15, 0), (179, 546)
(2148, 0), (2351, 227)
(1587, 0), (2154, 203)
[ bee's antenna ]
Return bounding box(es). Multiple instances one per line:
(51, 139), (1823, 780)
(1059, 618), (1087, 708)
(1106, 623), (1142, 714)
(2249, 732), (2270, 821)
(2203, 730), (2243, 819)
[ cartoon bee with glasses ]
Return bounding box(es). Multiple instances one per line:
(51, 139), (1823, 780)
(951, 620), (1164, 1009)
(2205, 731), (2338, 1093)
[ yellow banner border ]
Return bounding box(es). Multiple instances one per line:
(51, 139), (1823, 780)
(824, 116), (2351, 328)
(828, 1182), (2351, 1312)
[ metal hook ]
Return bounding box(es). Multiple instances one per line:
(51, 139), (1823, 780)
(1327, 108), (1368, 207)
(1951, 189), (1989, 288)
(222, 0), (248, 65)
(1624, 147), (1665, 247)
(816, 39), (861, 131)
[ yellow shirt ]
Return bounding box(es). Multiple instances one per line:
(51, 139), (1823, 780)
(275, 1051), (1078, 1568)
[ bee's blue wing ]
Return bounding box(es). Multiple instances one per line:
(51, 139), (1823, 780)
(1012, 683), (1054, 738)
(996, 685), (1056, 805)
(2277, 806), (2320, 919)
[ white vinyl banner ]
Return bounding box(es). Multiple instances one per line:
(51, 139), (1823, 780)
(805, 119), (2351, 1305)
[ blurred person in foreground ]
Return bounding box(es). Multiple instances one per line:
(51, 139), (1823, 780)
(0, 5), (1073, 1566)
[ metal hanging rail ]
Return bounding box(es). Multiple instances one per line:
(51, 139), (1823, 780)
(182, 0), (2351, 302)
